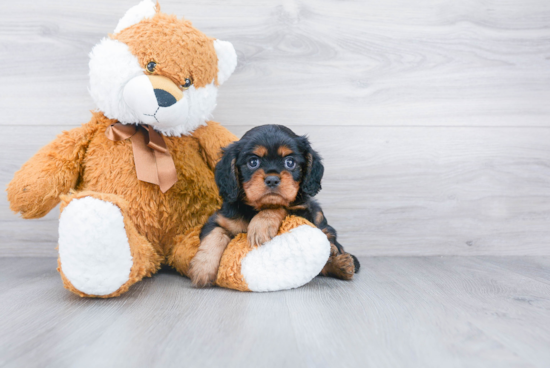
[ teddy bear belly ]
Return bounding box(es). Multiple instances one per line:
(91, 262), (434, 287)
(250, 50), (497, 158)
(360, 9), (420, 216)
(77, 137), (221, 257)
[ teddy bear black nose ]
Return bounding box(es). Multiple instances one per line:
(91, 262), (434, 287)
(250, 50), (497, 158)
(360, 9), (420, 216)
(265, 175), (280, 188)
(154, 89), (177, 107)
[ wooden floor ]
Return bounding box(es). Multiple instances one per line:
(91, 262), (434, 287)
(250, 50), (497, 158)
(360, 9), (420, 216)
(1, 256), (550, 368)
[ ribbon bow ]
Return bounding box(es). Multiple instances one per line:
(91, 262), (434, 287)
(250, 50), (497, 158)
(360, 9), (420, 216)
(105, 123), (177, 193)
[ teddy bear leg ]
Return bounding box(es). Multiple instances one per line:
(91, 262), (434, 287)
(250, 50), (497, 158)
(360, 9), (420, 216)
(168, 216), (331, 292)
(57, 191), (162, 298)
(236, 224), (331, 292)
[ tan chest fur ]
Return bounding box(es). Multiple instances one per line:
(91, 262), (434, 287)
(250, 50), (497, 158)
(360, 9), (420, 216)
(78, 116), (221, 256)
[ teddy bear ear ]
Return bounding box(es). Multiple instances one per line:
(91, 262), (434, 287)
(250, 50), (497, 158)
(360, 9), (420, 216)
(113, 0), (158, 34)
(213, 39), (238, 85)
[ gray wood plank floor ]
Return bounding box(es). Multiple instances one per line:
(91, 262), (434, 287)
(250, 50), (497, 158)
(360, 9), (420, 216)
(1, 256), (550, 368)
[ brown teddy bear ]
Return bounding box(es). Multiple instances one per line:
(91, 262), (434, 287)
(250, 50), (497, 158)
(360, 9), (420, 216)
(7, 0), (332, 297)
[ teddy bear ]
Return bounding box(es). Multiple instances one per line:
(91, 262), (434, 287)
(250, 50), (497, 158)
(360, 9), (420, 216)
(6, 0), (332, 297)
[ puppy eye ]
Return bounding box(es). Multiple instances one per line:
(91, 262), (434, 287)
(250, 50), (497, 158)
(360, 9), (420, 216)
(248, 157), (260, 169)
(181, 78), (193, 90)
(146, 61), (157, 73)
(284, 157), (296, 170)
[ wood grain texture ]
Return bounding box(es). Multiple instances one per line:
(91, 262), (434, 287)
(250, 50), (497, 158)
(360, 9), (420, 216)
(2, 125), (550, 256)
(1, 256), (550, 368)
(1, 0), (550, 256)
(1, 0), (550, 127)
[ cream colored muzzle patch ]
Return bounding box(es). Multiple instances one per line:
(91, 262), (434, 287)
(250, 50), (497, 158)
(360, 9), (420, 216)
(148, 75), (183, 102)
(122, 73), (191, 132)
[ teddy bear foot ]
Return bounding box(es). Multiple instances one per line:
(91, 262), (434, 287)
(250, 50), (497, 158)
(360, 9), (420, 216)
(240, 225), (330, 292)
(170, 216), (332, 292)
(58, 196), (134, 296)
(57, 194), (162, 297)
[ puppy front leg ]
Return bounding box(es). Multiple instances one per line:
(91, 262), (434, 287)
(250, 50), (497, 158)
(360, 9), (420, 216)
(247, 208), (287, 247)
(189, 226), (231, 288)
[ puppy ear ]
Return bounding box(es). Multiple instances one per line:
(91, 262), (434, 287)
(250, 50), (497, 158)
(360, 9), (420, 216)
(300, 136), (324, 197)
(215, 142), (240, 203)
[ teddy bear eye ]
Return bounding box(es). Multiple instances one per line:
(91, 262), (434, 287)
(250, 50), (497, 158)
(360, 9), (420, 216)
(181, 78), (193, 90)
(146, 61), (156, 73)
(247, 157), (260, 169)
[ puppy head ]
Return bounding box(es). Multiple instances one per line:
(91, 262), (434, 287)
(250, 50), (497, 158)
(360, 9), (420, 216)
(215, 125), (324, 210)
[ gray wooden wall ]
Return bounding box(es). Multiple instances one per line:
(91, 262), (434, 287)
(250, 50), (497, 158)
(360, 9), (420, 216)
(1, 0), (549, 257)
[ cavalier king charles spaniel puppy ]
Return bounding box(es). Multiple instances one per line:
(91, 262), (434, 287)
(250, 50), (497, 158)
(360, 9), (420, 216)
(188, 125), (360, 287)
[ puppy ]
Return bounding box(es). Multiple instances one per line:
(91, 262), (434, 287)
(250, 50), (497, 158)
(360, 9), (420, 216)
(188, 125), (360, 287)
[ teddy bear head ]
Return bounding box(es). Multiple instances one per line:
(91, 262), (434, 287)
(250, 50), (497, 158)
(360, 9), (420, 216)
(89, 0), (237, 136)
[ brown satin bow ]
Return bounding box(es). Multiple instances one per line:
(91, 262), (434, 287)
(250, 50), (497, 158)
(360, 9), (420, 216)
(105, 123), (177, 193)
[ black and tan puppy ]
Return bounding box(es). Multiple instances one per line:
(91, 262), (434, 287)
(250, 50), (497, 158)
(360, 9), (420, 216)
(188, 125), (360, 287)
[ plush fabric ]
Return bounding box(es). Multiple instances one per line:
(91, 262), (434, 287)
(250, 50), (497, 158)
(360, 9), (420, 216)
(58, 191), (163, 298)
(167, 216), (330, 292)
(112, 11), (219, 89)
(6, 0), (330, 297)
(59, 196), (134, 296)
(89, 1), (237, 136)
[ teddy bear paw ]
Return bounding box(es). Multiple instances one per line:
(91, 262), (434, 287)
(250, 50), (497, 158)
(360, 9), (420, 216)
(58, 197), (133, 296)
(240, 225), (330, 292)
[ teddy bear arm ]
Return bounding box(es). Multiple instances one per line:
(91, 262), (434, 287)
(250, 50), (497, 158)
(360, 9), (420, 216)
(7, 126), (92, 219)
(192, 121), (238, 171)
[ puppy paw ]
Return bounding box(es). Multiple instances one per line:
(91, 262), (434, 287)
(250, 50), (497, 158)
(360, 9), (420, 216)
(188, 252), (219, 288)
(321, 253), (356, 280)
(247, 218), (279, 247)
(247, 208), (286, 247)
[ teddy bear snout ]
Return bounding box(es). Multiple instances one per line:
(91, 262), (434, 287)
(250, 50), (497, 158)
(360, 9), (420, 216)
(154, 89), (177, 107)
(122, 74), (191, 129)
(147, 75), (183, 103)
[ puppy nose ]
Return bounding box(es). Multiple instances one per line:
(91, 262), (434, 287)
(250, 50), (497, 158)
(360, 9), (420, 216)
(265, 175), (280, 188)
(154, 89), (177, 107)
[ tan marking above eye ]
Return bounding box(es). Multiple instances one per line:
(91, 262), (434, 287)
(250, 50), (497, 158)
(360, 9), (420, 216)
(278, 145), (293, 157)
(252, 146), (268, 157)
